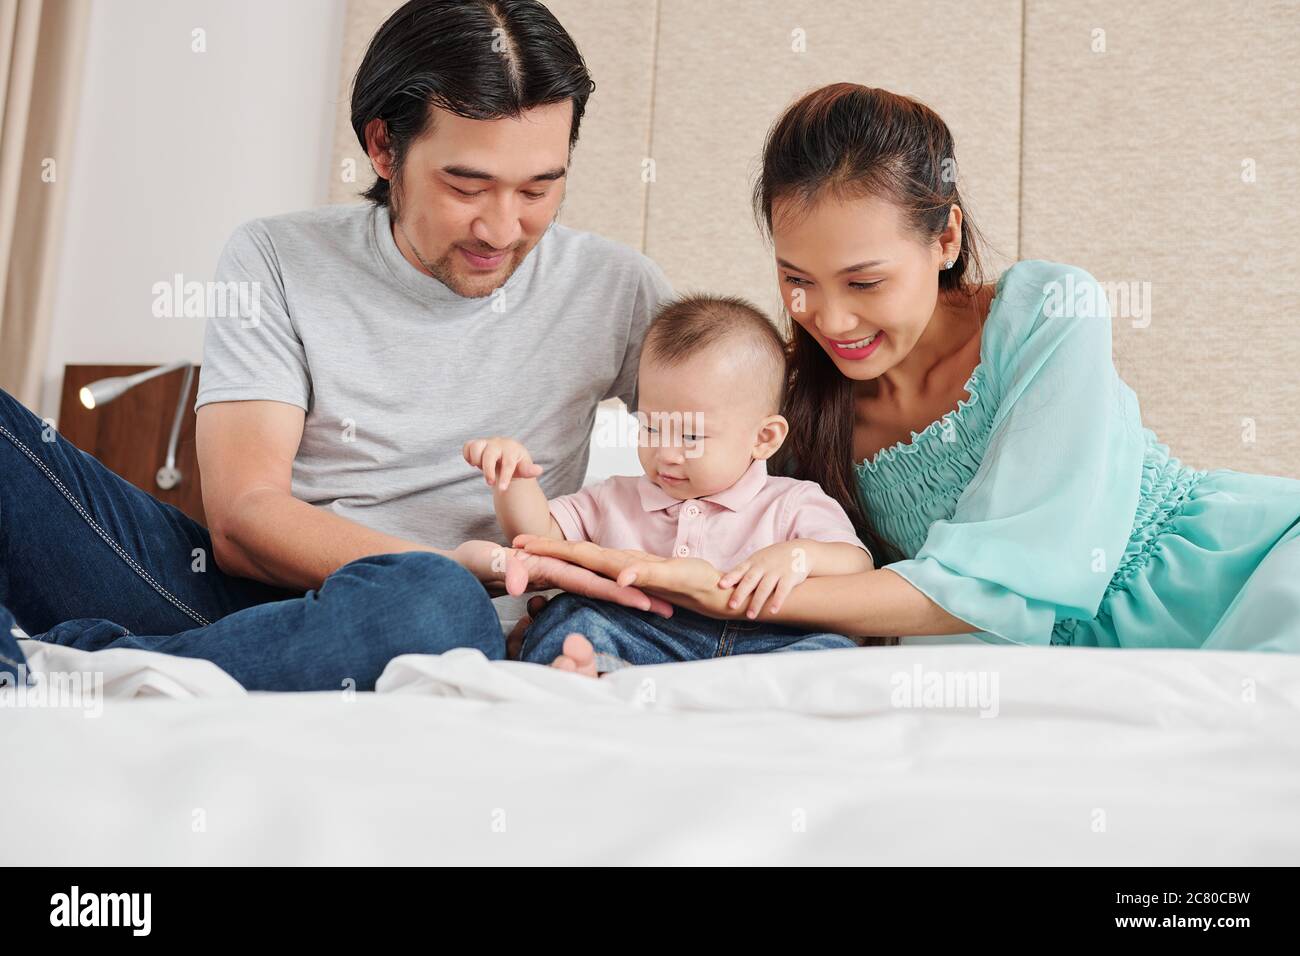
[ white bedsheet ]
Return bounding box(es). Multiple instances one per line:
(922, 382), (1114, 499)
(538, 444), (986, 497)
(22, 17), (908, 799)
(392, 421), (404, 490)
(3, 639), (1298, 865)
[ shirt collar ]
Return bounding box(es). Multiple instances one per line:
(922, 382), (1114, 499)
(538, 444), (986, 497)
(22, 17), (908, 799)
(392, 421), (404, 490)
(635, 458), (769, 514)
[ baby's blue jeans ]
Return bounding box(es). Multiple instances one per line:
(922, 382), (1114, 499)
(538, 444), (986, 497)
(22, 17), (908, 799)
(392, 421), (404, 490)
(520, 592), (856, 671)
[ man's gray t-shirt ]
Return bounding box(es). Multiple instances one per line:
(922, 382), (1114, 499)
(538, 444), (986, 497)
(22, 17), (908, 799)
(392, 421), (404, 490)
(196, 202), (674, 610)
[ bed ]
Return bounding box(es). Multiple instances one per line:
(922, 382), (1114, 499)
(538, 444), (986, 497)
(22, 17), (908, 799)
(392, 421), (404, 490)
(4, 636), (1296, 865)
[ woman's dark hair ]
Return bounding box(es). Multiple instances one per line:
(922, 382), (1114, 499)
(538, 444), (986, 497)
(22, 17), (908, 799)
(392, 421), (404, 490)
(350, 0), (595, 208)
(754, 83), (988, 566)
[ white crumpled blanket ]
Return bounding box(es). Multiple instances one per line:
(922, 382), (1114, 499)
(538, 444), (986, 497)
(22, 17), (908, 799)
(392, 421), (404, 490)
(3, 638), (1298, 864)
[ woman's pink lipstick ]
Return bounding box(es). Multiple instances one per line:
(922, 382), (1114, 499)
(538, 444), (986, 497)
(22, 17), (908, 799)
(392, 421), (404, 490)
(826, 332), (885, 361)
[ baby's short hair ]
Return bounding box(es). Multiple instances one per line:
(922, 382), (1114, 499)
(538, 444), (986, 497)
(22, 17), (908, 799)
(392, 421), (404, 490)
(642, 294), (787, 410)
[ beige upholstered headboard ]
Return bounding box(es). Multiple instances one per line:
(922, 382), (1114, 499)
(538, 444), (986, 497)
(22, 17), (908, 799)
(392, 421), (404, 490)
(329, 0), (1299, 478)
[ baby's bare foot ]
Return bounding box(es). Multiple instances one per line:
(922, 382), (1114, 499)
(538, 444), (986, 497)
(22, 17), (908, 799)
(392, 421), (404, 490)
(550, 632), (599, 677)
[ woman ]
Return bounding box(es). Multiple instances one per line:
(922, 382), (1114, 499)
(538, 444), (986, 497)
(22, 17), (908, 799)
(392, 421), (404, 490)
(520, 83), (1300, 652)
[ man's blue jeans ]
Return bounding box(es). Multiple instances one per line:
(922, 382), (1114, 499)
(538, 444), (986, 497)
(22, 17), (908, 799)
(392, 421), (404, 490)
(0, 387), (503, 691)
(520, 592), (856, 670)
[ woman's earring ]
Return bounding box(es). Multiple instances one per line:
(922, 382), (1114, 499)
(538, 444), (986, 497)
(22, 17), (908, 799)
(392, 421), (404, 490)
(943, 258), (955, 270)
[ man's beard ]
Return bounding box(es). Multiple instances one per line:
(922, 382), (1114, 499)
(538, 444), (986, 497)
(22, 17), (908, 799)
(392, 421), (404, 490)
(421, 242), (521, 299)
(390, 186), (557, 299)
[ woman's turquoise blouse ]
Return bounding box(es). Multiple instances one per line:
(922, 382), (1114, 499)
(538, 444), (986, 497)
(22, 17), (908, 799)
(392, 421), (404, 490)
(856, 260), (1300, 651)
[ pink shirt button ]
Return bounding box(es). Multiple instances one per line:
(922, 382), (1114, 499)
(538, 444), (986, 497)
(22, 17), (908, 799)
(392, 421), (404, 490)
(675, 545), (690, 556)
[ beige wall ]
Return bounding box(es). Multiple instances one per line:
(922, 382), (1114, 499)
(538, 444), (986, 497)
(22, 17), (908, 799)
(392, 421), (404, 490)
(1020, 0), (1299, 478)
(332, 0), (1299, 477)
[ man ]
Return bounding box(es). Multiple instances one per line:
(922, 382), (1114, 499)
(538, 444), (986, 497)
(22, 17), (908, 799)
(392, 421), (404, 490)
(0, 0), (674, 691)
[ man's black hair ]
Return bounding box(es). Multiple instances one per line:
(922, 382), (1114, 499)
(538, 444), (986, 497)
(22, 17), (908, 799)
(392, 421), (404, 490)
(350, 0), (595, 207)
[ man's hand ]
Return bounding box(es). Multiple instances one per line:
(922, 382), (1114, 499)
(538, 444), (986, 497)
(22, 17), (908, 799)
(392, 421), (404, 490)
(514, 534), (740, 619)
(462, 436), (543, 491)
(452, 540), (531, 595)
(451, 539), (674, 615)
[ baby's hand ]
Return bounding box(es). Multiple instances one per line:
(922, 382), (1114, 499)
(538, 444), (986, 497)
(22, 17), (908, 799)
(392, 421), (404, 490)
(462, 436), (544, 491)
(718, 541), (810, 619)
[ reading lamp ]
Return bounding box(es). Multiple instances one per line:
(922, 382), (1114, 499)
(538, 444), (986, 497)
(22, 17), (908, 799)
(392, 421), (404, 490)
(79, 361), (196, 491)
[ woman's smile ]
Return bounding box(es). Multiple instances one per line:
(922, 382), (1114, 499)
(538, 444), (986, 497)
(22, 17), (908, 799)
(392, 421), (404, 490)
(825, 330), (885, 361)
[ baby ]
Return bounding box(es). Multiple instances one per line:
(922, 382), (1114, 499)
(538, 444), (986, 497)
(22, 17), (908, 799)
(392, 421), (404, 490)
(463, 293), (874, 674)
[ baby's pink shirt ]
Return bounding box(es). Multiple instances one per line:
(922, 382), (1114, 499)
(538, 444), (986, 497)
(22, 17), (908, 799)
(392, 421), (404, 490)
(548, 459), (870, 569)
